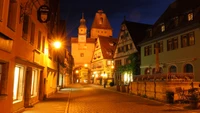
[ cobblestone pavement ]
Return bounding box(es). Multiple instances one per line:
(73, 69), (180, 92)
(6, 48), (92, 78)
(22, 83), (200, 113)
(67, 84), (200, 113)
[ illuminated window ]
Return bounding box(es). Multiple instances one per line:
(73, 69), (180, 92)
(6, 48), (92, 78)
(31, 69), (38, 96)
(188, 12), (193, 21)
(0, 0), (4, 21)
(167, 37), (178, 51)
(161, 24), (165, 32)
(181, 32), (195, 48)
(107, 60), (111, 65)
(13, 65), (25, 101)
(189, 32), (195, 45)
(7, 0), (17, 31)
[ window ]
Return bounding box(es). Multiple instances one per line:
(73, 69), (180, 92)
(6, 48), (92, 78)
(148, 29), (152, 37)
(161, 24), (165, 32)
(184, 64), (193, 73)
(99, 17), (103, 24)
(167, 37), (178, 51)
(7, 0), (17, 31)
(13, 65), (25, 101)
(144, 45), (152, 56)
(31, 69), (38, 96)
(0, 64), (2, 89)
(80, 53), (84, 57)
(0, 62), (8, 96)
(0, 0), (4, 21)
(125, 58), (130, 64)
(174, 16), (178, 27)
(30, 22), (35, 45)
(37, 31), (41, 50)
(115, 60), (121, 69)
(42, 36), (45, 53)
(169, 65), (177, 73)
(128, 44), (132, 50)
(181, 32), (195, 48)
(188, 12), (193, 21)
(22, 15), (29, 40)
(154, 42), (163, 53)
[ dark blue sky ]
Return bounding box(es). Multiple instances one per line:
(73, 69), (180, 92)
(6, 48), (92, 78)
(60, 0), (175, 39)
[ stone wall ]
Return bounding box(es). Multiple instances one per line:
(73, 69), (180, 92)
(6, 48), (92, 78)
(129, 81), (200, 102)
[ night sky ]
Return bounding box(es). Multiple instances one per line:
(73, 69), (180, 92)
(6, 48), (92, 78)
(60, 0), (175, 39)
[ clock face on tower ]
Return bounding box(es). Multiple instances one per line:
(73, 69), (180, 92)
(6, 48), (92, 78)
(79, 29), (86, 34)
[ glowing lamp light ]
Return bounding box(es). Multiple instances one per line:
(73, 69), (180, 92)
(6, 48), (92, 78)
(75, 70), (79, 74)
(53, 41), (61, 49)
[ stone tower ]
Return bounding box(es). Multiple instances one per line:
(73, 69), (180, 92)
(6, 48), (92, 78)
(90, 10), (113, 38)
(78, 13), (87, 43)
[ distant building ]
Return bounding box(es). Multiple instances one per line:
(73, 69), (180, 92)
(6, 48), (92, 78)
(113, 19), (151, 85)
(91, 36), (117, 85)
(138, 0), (200, 81)
(71, 10), (114, 83)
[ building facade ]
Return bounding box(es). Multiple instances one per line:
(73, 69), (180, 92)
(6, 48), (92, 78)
(0, 0), (66, 113)
(113, 20), (151, 85)
(91, 36), (117, 85)
(138, 0), (200, 81)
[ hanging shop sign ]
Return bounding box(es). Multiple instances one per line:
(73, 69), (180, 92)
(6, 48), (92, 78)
(37, 5), (50, 23)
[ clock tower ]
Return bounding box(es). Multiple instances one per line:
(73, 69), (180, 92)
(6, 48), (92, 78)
(78, 13), (87, 43)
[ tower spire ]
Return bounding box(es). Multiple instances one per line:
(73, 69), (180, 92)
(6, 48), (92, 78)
(82, 12), (84, 19)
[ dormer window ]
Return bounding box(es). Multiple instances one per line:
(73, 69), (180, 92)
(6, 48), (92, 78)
(174, 16), (178, 27)
(99, 17), (103, 24)
(161, 23), (165, 32)
(147, 29), (152, 37)
(188, 12), (193, 21)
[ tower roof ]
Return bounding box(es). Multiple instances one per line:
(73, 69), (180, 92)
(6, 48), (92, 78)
(91, 10), (112, 29)
(79, 13), (87, 28)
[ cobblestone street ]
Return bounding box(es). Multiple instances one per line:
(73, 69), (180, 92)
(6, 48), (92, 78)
(23, 84), (200, 113)
(67, 84), (199, 113)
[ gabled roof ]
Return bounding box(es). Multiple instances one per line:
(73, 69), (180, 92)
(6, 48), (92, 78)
(99, 36), (117, 59)
(139, 0), (200, 45)
(122, 20), (152, 46)
(91, 10), (112, 29)
(155, 0), (200, 26)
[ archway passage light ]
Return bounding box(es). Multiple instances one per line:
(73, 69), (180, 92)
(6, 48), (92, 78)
(53, 41), (61, 49)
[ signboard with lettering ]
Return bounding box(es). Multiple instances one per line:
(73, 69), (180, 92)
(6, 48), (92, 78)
(37, 5), (50, 23)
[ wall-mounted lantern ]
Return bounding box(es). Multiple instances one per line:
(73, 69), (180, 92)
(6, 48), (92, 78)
(37, 5), (50, 23)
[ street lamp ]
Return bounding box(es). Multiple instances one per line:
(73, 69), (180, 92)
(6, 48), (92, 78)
(53, 41), (61, 49)
(53, 40), (62, 89)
